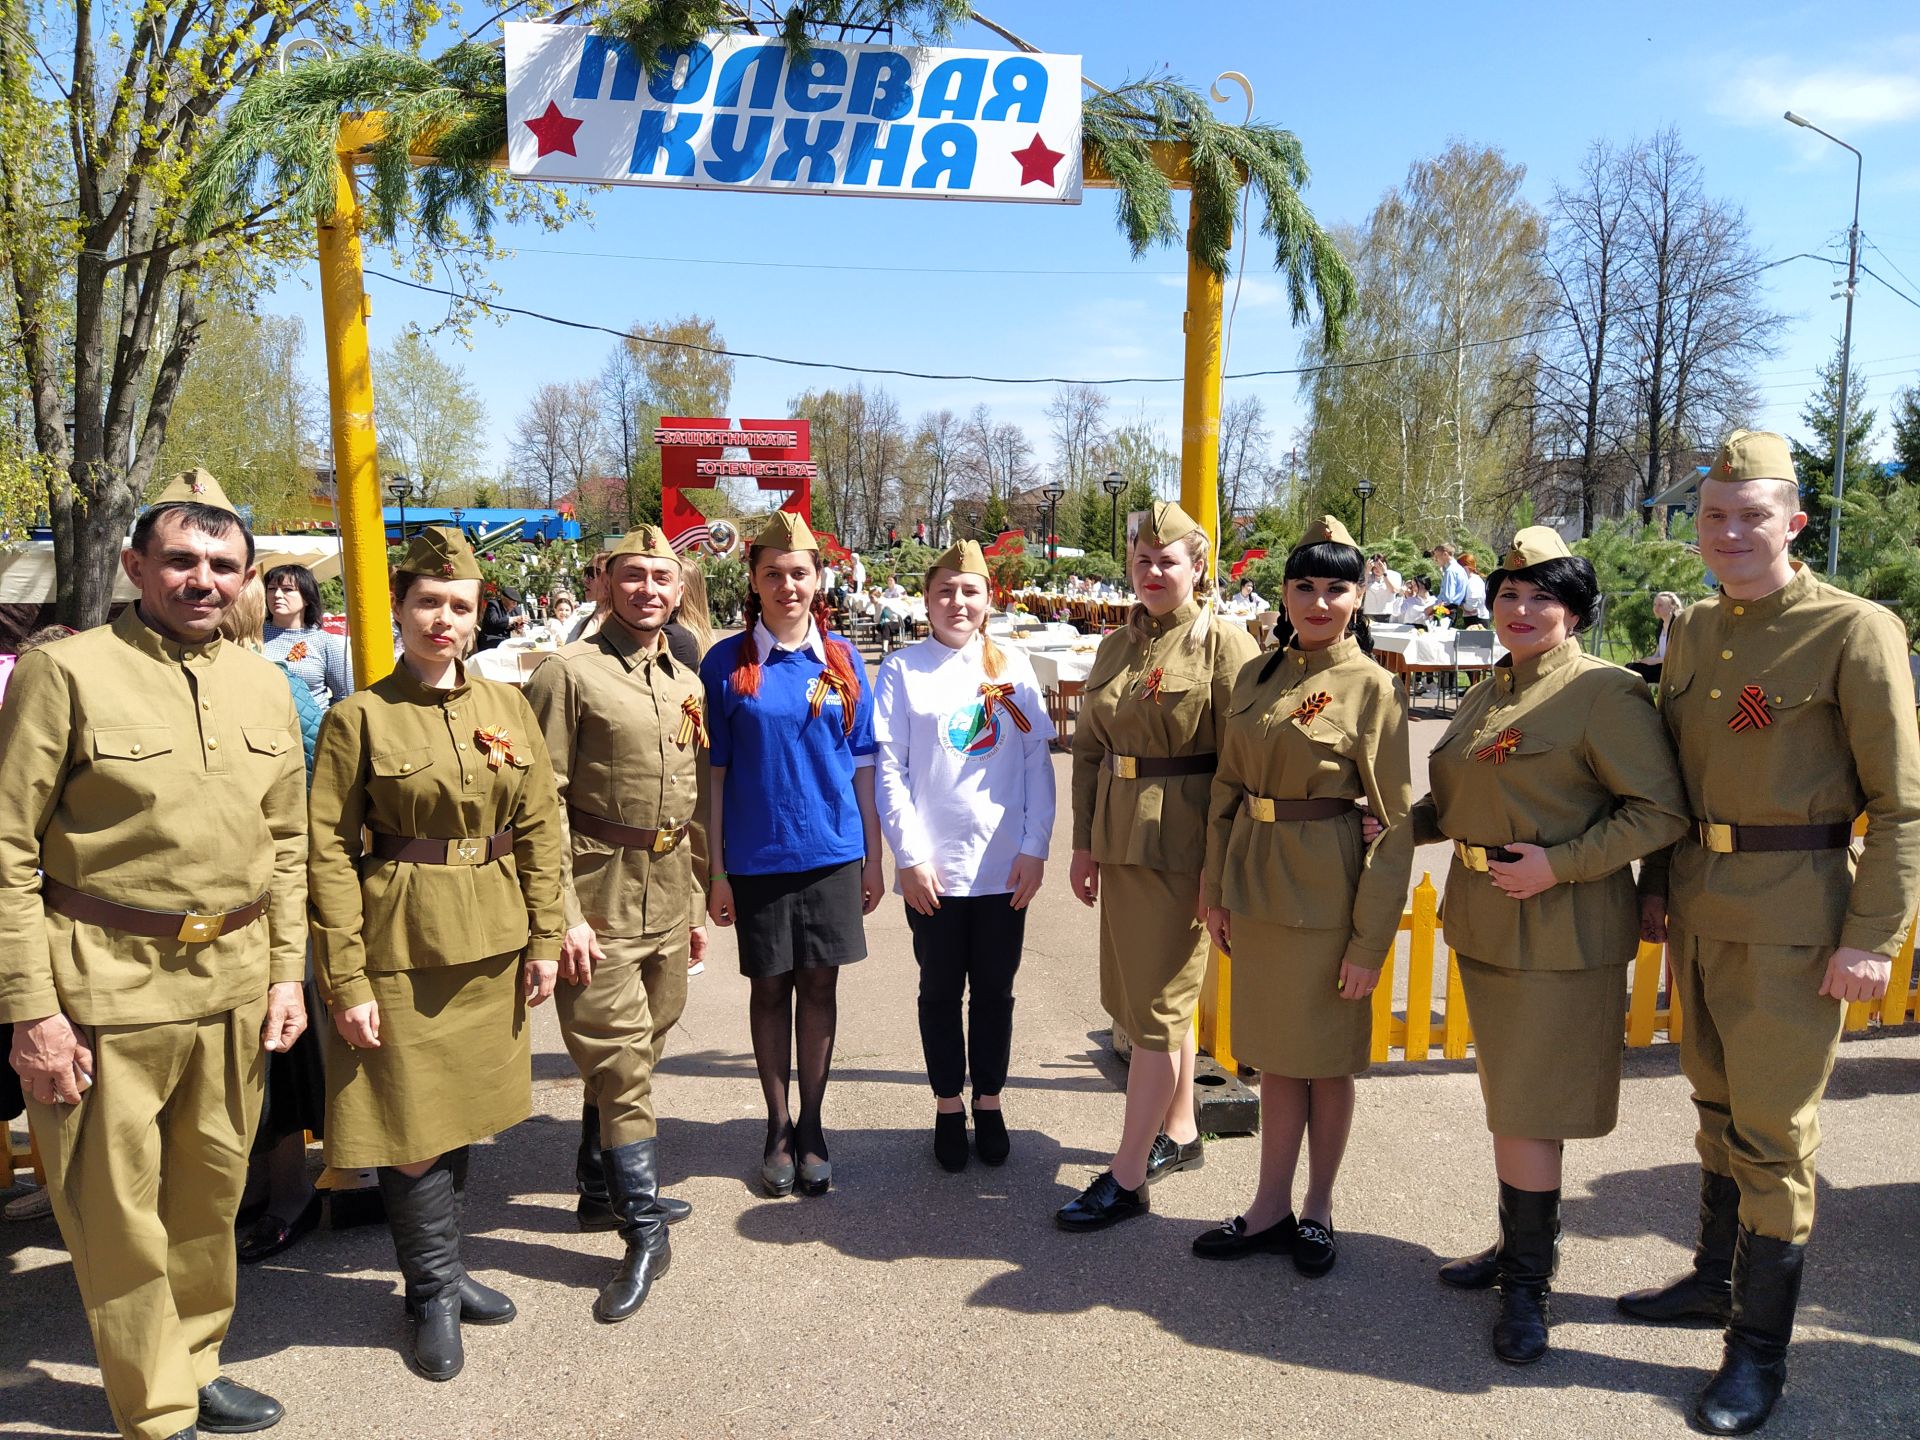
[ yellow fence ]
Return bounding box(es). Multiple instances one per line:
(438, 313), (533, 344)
(1198, 873), (1920, 1070)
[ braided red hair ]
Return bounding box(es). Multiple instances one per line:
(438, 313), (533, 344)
(729, 547), (860, 704)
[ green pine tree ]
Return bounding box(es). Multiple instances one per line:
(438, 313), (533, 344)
(1791, 340), (1878, 566)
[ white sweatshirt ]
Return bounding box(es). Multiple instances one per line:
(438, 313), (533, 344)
(874, 634), (1057, 897)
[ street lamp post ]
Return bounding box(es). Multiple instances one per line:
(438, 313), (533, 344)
(386, 476), (415, 544)
(1102, 470), (1127, 561)
(1355, 477), (1374, 545)
(1785, 110), (1862, 577)
(1041, 481), (1065, 566)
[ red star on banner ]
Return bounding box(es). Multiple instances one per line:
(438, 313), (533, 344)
(524, 102), (583, 158)
(1011, 133), (1065, 187)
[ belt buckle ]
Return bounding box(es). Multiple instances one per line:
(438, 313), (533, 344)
(1245, 796), (1276, 822)
(1456, 843), (1489, 873)
(1110, 754), (1138, 780)
(447, 837), (485, 865)
(651, 826), (680, 855)
(1699, 822), (1734, 854)
(177, 911), (225, 943)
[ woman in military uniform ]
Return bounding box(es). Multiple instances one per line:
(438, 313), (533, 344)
(309, 526), (564, 1383)
(1058, 501), (1260, 1231)
(1192, 517), (1412, 1275)
(1411, 527), (1687, 1363)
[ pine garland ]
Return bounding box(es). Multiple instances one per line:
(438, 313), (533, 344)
(187, 9), (1351, 346)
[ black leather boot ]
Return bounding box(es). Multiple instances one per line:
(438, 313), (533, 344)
(1619, 1168), (1739, 1325)
(378, 1158), (465, 1381)
(1439, 1242), (1500, 1289)
(1491, 1183), (1559, 1365)
(576, 1102), (617, 1231)
(444, 1147), (515, 1325)
(1693, 1228), (1804, 1436)
(595, 1137), (672, 1324)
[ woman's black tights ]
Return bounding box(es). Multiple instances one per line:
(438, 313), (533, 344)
(747, 969), (840, 1166)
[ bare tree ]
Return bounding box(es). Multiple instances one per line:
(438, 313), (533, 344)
(510, 381), (607, 509)
(1045, 383), (1110, 490)
(1217, 394), (1274, 521)
(787, 381), (907, 546)
(958, 403), (1039, 504)
(906, 408), (963, 541)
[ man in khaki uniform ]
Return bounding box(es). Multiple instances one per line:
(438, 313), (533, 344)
(0, 471), (308, 1440)
(1627, 432), (1920, 1435)
(524, 524), (708, 1323)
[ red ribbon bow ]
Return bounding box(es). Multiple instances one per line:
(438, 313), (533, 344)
(1472, 727), (1523, 764)
(979, 682), (1032, 734)
(808, 670), (858, 737)
(1290, 691), (1332, 725)
(475, 725), (518, 771)
(285, 640), (308, 663)
(1727, 685), (1772, 732)
(675, 695), (707, 749)
(1135, 666), (1166, 702)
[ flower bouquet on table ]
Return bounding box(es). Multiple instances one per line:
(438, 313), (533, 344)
(1428, 604), (1453, 632)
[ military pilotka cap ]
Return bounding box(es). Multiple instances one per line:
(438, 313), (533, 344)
(397, 525), (483, 580)
(1503, 525), (1572, 571)
(1297, 514), (1358, 550)
(604, 524), (679, 562)
(1136, 500), (1203, 546)
(754, 509), (818, 551)
(927, 539), (990, 577)
(148, 466), (240, 517)
(1706, 429), (1798, 485)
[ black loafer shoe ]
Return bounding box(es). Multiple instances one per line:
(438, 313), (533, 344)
(1192, 1212), (1297, 1260)
(236, 1192), (322, 1266)
(1144, 1133), (1205, 1185)
(197, 1377), (284, 1434)
(1294, 1219), (1338, 1277)
(933, 1111), (969, 1172)
(1055, 1171), (1149, 1232)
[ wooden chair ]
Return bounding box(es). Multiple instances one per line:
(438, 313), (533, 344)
(1047, 680), (1085, 750)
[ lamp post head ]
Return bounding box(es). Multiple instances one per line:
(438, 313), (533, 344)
(1356, 478), (1375, 500)
(1042, 483), (1065, 503)
(1784, 110), (1809, 127)
(1102, 472), (1127, 498)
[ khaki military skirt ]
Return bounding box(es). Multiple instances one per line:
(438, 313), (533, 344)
(1229, 918), (1371, 1078)
(1457, 954), (1627, 1139)
(324, 950), (531, 1169)
(1100, 863), (1209, 1053)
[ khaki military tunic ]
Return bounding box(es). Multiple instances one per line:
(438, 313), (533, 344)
(1414, 638), (1688, 1138)
(1203, 636), (1413, 1076)
(1072, 601), (1260, 1050)
(524, 624), (709, 1148)
(1638, 565), (1920, 1239)
(309, 662), (564, 1168)
(0, 609), (306, 1440)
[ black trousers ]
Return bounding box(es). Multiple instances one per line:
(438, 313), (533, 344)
(904, 893), (1027, 1099)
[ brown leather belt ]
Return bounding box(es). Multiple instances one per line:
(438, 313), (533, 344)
(1695, 821), (1853, 855)
(369, 830), (514, 866)
(1103, 751), (1217, 779)
(568, 806), (688, 855)
(1244, 796), (1359, 822)
(41, 876), (270, 945)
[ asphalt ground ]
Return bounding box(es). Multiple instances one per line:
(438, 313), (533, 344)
(6, 712), (1919, 1440)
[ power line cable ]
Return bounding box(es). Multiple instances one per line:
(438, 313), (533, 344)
(1861, 264), (1920, 313)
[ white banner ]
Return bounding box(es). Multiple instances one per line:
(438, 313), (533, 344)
(504, 23), (1081, 203)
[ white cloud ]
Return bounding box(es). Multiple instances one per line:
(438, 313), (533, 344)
(1710, 41), (1920, 131)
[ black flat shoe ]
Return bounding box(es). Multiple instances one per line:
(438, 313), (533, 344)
(197, 1377), (284, 1434)
(235, 1192), (322, 1266)
(1144, 1133), (1205, 1185)
(933, 1111), (969, 1172)
(1293, 1219), (1338, 1277)
(796, 1119), (831, 1196)
(972, 1105), (1010, 1166)
(1055, 1171), (1148, 1232)
(761, 1122), (796, 1198)
(1192, 1212), (1297, 1260)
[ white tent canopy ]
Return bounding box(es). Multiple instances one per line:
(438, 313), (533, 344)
(0, 536), (343, 606)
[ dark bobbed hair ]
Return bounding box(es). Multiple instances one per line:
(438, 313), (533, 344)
(264, 563), (323, 630)
(130, 501), (255, 567)
(1266, 540), (1373, 658)
(1486, 555), (1601, 632)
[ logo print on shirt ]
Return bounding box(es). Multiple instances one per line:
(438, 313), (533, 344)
(942, 700), (1002, 758)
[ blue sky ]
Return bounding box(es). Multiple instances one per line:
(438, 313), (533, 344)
(267, 1), (1920, 482)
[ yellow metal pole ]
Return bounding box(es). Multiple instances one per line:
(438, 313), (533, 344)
(317, 151), (393, 688)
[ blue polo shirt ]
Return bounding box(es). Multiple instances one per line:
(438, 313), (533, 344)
(702, 627), (877, 876)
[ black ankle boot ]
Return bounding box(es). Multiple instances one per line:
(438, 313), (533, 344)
(933, 1110), (969, 1172)
(972, 1105), (1010, 1166)
(1439, 1242), (1500, 1290)
(595, 1137), (672, 1324)
(377, 1157), (466, 1381)
(1491, 1182), (1559, 1365)
(1619, 1168), (1739, 1325)
(1693, 1228), (1804, 1435)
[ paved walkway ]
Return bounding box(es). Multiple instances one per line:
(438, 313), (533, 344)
(7, 729), (1919, 1439)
